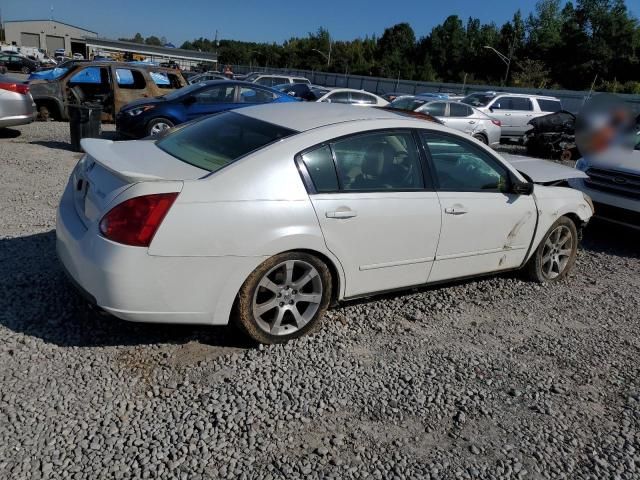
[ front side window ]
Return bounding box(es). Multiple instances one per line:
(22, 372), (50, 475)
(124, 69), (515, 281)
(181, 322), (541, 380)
(332, 131), (424, 191)
(156, 111), (296, 172)
(69, 67), (103, 84)
(194, 85), (235, 104)
(421, 132), (509, 192)
(300, 145), (339, 192)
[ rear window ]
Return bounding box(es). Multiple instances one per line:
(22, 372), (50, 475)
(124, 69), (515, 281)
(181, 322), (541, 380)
(156, 112), (297, 172)
(537, 99), (562, 112)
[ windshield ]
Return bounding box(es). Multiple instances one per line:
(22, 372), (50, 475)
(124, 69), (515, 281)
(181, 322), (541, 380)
(461, 93), (495, 107)
(156, 111), (297, 172)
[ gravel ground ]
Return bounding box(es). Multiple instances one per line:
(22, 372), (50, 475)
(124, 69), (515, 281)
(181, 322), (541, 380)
(0, 121), (639, 480)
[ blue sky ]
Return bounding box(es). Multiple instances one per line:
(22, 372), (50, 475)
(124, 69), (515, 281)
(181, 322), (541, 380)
(1, 0), (637, 45)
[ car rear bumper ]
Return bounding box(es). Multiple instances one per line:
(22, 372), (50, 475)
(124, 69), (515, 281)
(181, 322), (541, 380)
(0, 112), (36, 127)
(55, 180), (261, 325)
(568, 177), (640, 229)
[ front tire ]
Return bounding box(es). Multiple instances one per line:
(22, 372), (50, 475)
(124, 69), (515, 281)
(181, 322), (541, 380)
(21, 66), (30, 74)
(524, 217), (578, 283)
(235, 252), (332, 344)
(146, 117), (174, 137)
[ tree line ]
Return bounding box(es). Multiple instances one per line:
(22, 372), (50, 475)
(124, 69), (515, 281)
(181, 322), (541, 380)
(167, 0), (640, 93)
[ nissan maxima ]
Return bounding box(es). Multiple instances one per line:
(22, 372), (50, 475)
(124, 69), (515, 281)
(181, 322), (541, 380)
(57, 103), (594, 344)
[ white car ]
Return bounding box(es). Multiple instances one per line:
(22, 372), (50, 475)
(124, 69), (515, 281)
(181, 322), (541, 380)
(569, 147), (640, 230)
(245, 73), (311, 87)
(56, 104), (593, 344)
(461, 92), (562, 141)
(390, 96), (501, 147)
(314, 88), (389, 106)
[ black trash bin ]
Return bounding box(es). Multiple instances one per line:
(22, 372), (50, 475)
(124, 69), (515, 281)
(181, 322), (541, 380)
(68, 103), (102, 152)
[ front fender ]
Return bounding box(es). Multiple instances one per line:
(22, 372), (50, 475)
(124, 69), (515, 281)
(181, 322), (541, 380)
(526, 185), (593, 261)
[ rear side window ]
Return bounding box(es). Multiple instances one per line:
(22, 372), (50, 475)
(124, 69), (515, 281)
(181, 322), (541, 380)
(69, 67), (102, 84)
(293, 78), (310, 84)
(156, 111), (296, 172)
(494, 97), (533, 111)
(116, 68), (146, 89)
(326, 91), (350, 103)
(300, 145), (339, 192)
(537, 99), (562, 112)
(239, 87), (276, 103)
(332, 131), (424, 191)
(449, 103), (473, 117)
(151, 71), (182, 89)
(351, 92), (376, 104)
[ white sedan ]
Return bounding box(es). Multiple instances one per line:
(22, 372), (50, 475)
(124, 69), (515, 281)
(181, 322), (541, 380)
(313, 87), (389, 106)
(56, 104), (593, 344)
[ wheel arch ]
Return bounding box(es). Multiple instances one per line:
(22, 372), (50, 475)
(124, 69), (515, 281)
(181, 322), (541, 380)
(290, 248), (343, 306)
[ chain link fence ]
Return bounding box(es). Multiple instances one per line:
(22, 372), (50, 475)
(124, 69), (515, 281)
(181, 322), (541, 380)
(231, 65), (640, 114)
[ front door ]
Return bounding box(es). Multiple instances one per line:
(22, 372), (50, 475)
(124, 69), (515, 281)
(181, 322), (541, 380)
(419, 131), (537, 282)
(300, 130), (442, 297)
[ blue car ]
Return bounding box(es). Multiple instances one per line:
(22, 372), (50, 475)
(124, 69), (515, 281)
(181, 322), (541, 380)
(116, 80), (298, 138)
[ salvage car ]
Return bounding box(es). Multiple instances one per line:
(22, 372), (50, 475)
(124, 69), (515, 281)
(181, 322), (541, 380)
(57, 103), (593, 344)
(462, 92), (562, 142)
(116, 80), (297, 138)
(29, 61), (186, 121)
(525, 110), (578, 161)
(390, 96), (501, 147)
(0, 74), (37, 127)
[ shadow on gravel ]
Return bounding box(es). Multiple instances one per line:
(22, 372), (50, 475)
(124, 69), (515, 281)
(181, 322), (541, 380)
(0, 127), (21, 139)
(581, 220), (639, 259)
(30, 140), (77, 152)
(0, 231), (254, 350)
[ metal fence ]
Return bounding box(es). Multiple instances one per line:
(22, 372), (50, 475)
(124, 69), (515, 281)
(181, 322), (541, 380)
(231, 65), (640, 114)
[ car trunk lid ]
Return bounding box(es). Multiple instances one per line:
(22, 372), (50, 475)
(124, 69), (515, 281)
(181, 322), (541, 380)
(73, 138), (207, 226)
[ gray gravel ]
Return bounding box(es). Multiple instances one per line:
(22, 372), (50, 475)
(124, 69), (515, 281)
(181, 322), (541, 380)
(1, 121), (639, 479)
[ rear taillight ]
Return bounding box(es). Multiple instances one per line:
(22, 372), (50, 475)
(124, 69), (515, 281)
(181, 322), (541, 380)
(0, 82), (30, 95)
(99, 193), (178, 247)
(491, 119), (502, 127)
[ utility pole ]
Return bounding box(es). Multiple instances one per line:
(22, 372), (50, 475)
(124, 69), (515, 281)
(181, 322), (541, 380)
(483, 45), (512, 86)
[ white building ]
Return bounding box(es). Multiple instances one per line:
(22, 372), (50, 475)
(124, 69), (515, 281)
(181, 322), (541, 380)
(3, 19), (98, 56)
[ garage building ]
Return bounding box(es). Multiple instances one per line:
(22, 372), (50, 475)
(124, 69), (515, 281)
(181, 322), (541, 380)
(3, 20), (98, 56)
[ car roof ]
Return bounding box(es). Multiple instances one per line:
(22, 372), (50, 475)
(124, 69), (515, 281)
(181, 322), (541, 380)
(236, 103), (431, 131)
(474, 91), (560, 101)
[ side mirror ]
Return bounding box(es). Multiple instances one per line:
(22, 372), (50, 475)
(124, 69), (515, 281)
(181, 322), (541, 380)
(511, 179), (534, 195)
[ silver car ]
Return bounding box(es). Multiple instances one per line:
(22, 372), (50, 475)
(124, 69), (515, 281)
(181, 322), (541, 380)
(390, 96), (501, 147)
(0, 75), (36, 128)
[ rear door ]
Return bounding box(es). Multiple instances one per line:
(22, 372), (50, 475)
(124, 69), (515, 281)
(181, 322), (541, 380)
(300, 130), (442, 297)
(419, 131), (537, 281)
(445, 102), (476, 135)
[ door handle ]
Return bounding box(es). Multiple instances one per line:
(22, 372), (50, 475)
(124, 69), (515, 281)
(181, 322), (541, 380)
(444, 207), (468, 215)
(468, 120), (476, 124)
(326, 209), (357, 219)
(504, 113), (512, 116)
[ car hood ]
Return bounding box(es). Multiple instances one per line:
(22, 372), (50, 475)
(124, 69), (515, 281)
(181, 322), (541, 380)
(501, 153), (588, 183)
(580, 148), (640, 175)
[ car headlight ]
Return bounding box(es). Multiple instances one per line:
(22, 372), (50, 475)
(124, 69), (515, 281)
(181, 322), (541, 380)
(575, 158), (588, 172)
(126, 105), (155, 116)
(582, 191), (594, 214)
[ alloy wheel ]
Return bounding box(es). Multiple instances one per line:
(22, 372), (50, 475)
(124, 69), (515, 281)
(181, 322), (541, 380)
(149, 122), (171, 136)
(541, 225), (573, 280)
(252, 260), (323, 336)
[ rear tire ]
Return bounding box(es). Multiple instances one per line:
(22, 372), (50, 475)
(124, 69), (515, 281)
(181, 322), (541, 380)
(523, 217), (578, 283)
(146, 117), (174, 137)
(21, 66), (30, 74)
(234, 252), (332, 344)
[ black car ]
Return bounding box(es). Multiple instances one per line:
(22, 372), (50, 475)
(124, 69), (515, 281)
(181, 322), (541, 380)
(0, 53), (38, 74)
(272, 83), (320, 101)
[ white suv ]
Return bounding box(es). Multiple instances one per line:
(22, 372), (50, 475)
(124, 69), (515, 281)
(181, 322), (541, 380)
(246, 74), (311, 87)
(462, 92), (562, 141)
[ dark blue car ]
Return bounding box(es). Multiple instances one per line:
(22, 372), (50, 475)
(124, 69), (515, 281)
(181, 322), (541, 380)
(116, 80), (297, 138)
